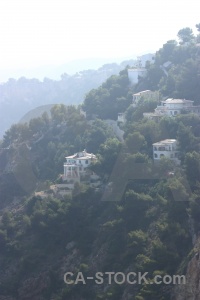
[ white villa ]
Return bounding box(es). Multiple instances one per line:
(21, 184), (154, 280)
(63, 150), (97, 182)
(144, 98), (200, 119)
(155, 98), (196, 116)
(153, 139), (180, 164)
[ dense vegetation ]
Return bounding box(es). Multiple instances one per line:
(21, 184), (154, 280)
(82, 69), (132, 119)
(135, 29), (200, 102)
(0, 24), (200, 299)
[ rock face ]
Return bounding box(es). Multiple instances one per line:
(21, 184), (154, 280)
(172, 239), (200, 300)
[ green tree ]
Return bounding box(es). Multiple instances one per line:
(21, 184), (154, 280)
(177, 27), (194, 44)
(196, 23), (200, 42)
(196, 23), (200, 32)
(92, 138), (122, 175)
(82, 70), (130, 120)
(125, 132), (146, 153)
(185, 151), (200, 184)
(177, 122), (197, 152)
(155, 40), (177, 65)
(50, 104), (67, 123)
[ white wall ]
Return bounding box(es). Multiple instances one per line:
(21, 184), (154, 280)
(128, 69), (147, 84)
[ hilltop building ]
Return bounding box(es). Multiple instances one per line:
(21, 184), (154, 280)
(153, 139), (180, 164)
(137, 53), (155, 68)
(128, 68), (147, 85)
(128, 53), (155, 85)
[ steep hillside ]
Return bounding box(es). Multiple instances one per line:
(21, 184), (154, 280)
(1, 103), (200, 299)
(0, 105), (200, 300)
(135, 32), (200, 103)
(1, 25), (200, 299)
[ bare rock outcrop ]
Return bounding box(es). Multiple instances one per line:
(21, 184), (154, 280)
(172, 239), (200, 300)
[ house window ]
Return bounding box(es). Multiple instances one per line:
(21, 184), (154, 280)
(154, 153), (158, 158)
(85, 160), (88, 164)
(160, 154), (165, 158)
(158, 147), (165, 151)
(154, 147), (157, 151)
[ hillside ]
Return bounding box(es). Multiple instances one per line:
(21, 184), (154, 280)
(0, 24), (200, 300)
(135, 40), (200, 102)
(0, 59), (136, 139)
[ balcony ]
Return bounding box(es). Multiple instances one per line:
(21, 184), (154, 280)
(64, 162), (77, 166)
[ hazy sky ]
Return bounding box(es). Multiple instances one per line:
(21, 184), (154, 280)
(0, 0), (199, 70)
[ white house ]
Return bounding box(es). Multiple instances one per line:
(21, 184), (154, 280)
(143, 98), (200, 119)
(63, 150), (97, 181)
(128, 68), (147, 85)
(127, 53), (155, 85)
(153, 139), (180, 164)
(155, 98), (195, 116)
(137, 53), (155, 68)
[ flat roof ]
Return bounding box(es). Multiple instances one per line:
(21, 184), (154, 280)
(65, 154), (77, 159)
(162, 98), (193, 104)
(133, 90), (151, 96)
(65, 150), (96, 160)
(153, 139), (177, 146)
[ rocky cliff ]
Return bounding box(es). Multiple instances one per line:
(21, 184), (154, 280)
(172, 238), (200, 300)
